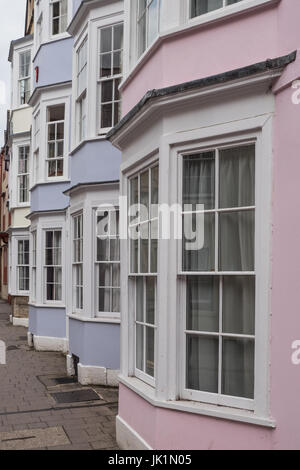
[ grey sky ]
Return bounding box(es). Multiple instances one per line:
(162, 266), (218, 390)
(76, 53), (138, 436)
(0, 0), (26, 146)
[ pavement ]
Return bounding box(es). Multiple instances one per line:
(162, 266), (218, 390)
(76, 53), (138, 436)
(0, 300), (119, 450)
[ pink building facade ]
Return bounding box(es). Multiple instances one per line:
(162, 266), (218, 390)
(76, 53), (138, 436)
(109, 0), (300, 450)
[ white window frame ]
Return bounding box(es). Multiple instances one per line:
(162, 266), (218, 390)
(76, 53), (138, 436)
(18, 50), (31, 106)
(50, 0), (68, 37)
(128, 161), (159, 387)
(72, 213), (83, 313)
(17, 239), (30, 293)
(43, 229), (63, 304)
(179, 141), (256, 411)
(17, 145), (30, 204)
(76, 37), (88, 144)
(95, 207), (121, 318)
(137, 0), (160, 58)
(98, 23), (123, 134)
(31, 231), (37, 301)
(46, 104), (65, 179)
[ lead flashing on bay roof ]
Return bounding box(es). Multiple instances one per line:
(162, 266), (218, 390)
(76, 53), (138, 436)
(63, 180), (119, 196)
(107, 51), (297, 141)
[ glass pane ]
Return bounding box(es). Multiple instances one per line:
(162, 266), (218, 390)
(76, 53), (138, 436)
(140, 170), (149, 222)
(101, 103), (113, 128)
(136, 324), (144, 371)
(113, 52), (121, 75)
(191, 0), (223, 18)
(99, 288), (111, 312)
(114, 79), (121, 101)
(148, 0), (159, 46)
(46, 231), (53, 248)
(112, 264), (120, 287)
(99, 264), (111, 287)
(101, 27), (112, 53)
(146, 327), (155, 377)
(186, 277), (219, 332)
(130, 176), (139, 207)
(219, 145), (255, 209)
(138, 12), (146, 57)
(100, 53), (111, 77)
(183, 213), (215, 272)
(136, 277), (144, 322)
(97, 238), (109, 262)
(112, 288), (120, 313)
(151, 165), (159, 218)
(130, 235), (138, 273)
(114, 102), (120, 126)
(222, 338), (254, 399)
(110, 238), (120, 262)
(113, 24), (123, 50)
(140, 223), (149, 273)
(48, 124), (56, 141)
(146, 277), (155, 325)
(223, 276), (255, 335)
(101, 80), (113, 103)
(150, 219), (158, 273)
(186, 335), (218, 393)
(183, 152), (215, 210)
(57, 122), (64, 139)
(219, 210), (254, 271)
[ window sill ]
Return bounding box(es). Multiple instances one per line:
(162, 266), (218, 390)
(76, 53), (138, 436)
(119, 376), (276, 429)
(120, 0), (279, 92)
(68, 312), (120, 324)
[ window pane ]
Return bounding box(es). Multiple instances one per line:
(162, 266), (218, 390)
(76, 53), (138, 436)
(140, 170), (149, 221)
(100, 54), (111, 77)
(101, 27), (112, 53)
(136, 324), (144, 371)
(151, 165), (159, 217)
(186, 277), (219, 332)
(146, 277), (155, 325)
(136, 277), (144, 323)
(113, 52), (121, 75)
(140, 223), (149, 273)
(219, 210), (254, 271)
(219, 145), (255, 209)
(191, 0), (223, 18)
(101, 80), (113, 103)
(112, 288), (120, 313)
(223, 276), (255, 335)
(183, 213), (215, 272)
(101, 103), (113, 128)
(186, 335), (218, 393)
(150, 219), (158, 273)
(97, 238), (109, 261)
(147, 0), (159, 46)
(146, 327), (155, 377)
(112, 264), (120, 287)
(99, 264), (111, 287)
(99, 288), (111, 312)
(183, 152), (215, 210)
(130, 235), (138, 273)
(222, 338), (254, 399)
(113, 24), (123, 50)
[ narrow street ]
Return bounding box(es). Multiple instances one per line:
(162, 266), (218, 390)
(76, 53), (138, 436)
(0, 301), (118, 450)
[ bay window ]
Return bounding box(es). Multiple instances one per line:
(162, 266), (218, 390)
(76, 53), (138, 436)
(44, 230), (62, 302)
(137, 0), (159, 58)
(19, 50), (31, 105)
(18, 146), (29, 203)
(73, 214), (83, 312)
(51, 0), (68, 36)
(190, 0), (244, 18)
(181, 144), (256, 407)
(96, 209), (120, 314)
(46, 104), (65, 178)
(98, 23), (123, 132)
(18, 239), (29, 292)
(129, 164), (159, 383)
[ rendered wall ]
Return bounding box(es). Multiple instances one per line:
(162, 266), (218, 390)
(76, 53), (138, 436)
(69, 318), (120, 369)
(29, 305), (66, 338)
(33, 38), (73, 89)
(71, 141), (121, 186)
(30, 182), (70, 213)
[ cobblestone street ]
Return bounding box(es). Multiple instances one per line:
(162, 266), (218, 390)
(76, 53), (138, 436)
(0, 301), (119, 450)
